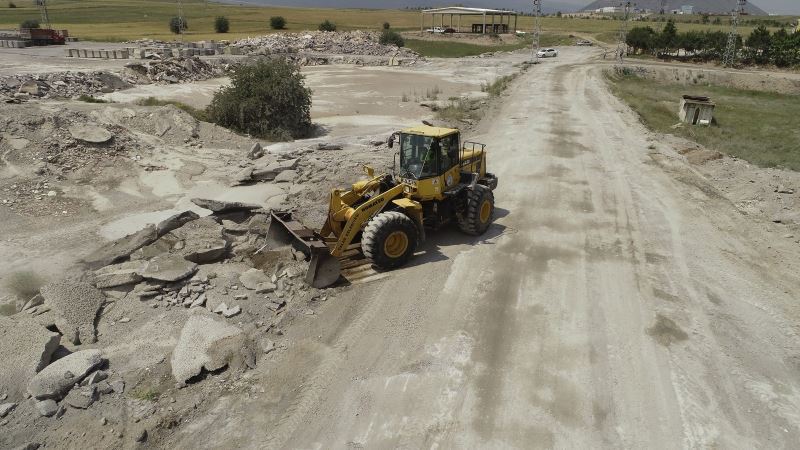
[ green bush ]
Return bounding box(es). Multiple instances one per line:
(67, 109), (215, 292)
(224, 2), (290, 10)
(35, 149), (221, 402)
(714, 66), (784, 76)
(206, 59), (312, 141)
(383, 22), (391, 30)
(318, 20), (336, 32)
(20, 19), (39, 29)
(9, 2), (17, 8)
(214, 16), (229, 33)
(169, 16), (187, 34)
(379, 29), (405, 47)
(270, 16), (286, 30)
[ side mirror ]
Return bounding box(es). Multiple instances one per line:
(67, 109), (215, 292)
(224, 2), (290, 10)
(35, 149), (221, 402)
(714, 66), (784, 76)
(363, 165), (375, 177)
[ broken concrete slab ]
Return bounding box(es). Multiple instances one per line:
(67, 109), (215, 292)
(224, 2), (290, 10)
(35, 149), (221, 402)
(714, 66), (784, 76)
(191, 198), (262, 214)
(170, 315), (245, 384)
(0, 317), (61, 399)
(64, 387), (96, 409)
(273, 170), (298, 183)
(156, 210), (200, 236)
(251, 158), (300, 181)
(317, 143), (343, 150)
(255, 282), (277, 294)
(68, 124), (113, 144)
(230, 167), (255, 186)
(84, 225), (158, 269)
(142, 254), (197, 283)
(239, 268), (270, 290)
(28, 349), (104, 400)
(40, 280), (105, 345)
(93, 261), (146, 288)
(0, 402), (16, 418)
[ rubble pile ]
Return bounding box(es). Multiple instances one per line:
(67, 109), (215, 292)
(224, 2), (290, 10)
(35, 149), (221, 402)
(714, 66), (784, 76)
(0, 71), (131, 100)
(232, 30), (419, 59)
(122, 56), (224, 84)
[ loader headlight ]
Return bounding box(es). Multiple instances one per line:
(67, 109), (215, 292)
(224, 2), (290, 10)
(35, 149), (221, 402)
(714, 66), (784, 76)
(404, 185), (411, 194)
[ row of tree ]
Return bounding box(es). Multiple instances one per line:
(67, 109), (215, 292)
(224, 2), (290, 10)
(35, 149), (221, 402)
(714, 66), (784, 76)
(626, 21), (800, 67)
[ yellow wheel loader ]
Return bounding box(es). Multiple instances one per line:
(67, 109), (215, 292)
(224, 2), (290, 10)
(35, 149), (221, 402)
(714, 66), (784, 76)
(266, 124), (498, 288)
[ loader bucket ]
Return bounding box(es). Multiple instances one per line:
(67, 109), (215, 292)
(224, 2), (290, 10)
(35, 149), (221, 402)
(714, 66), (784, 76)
(266, 211), (342, 288)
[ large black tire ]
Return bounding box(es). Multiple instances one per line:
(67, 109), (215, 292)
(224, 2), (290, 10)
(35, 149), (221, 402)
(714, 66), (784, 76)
(362, 211), (418, 269)
(458, 184), (494, 236)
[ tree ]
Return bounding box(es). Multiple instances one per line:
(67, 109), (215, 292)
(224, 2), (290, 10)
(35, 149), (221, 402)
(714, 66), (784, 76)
(206, 59), (312, 141)
(701, 13), (710, 24)
(318, 20), (336, 32)
(626, 26), (656, 54)
(270, 16), (286, 30)
(556, 11), (562, 18)
(379, 29), (404, 47)
(9, 2), (17, 8)
(214, 16), (230, 33)
(657, 19), (678, 56)
(169, 16), (187, 34)
(20, 19), (39, 29)
(383, 22), (391, 30)
(770, 28), (794, 67)
(746, 25), (771, 64)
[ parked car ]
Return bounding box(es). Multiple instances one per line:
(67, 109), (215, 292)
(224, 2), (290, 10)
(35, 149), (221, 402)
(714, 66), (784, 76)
(537, 48), (558, 58)
(426, 27), (446, 34)
(444, 28), (456, 34)
(576, 40), (593, 46)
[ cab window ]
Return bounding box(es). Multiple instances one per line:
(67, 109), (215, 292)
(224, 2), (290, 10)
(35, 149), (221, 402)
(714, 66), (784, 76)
(400, 133), (437, 179)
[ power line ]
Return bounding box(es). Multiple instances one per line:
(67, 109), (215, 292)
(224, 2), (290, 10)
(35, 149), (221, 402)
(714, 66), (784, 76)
(722, 0), (746, 67)
(176, 0), (185, 42)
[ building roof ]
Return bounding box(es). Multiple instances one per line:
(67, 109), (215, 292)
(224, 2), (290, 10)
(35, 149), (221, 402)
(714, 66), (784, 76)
(421, 7), (518, 15)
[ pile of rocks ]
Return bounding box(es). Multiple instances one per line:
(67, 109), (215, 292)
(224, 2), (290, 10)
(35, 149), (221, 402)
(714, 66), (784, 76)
(0, 71), (132, 99)
(232, 30), (419, 59)
(123, 56), (224, 84)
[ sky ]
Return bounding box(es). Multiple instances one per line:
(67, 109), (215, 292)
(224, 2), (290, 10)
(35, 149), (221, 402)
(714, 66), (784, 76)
(736, 1), (798, 14)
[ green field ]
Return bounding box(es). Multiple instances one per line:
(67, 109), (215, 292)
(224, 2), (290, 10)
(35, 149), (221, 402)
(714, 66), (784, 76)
(607, 73), (800, 170)
(1, 0), (794, 43)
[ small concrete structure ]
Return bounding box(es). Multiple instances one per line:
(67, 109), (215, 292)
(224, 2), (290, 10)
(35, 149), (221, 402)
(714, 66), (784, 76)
(679, 95), (715, 126)
(421, 7), (518, 34)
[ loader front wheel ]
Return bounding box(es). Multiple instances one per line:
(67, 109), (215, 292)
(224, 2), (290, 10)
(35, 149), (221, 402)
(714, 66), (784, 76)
(458, 185), (494, 236)
(362, 211), (418, 269)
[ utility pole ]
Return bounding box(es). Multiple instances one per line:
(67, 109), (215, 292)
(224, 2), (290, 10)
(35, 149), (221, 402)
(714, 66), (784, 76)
(615, 1), (632, 64)
(722, 0), (746, 67)
(176, 0), (185, 42)
(36, 0), (51, 29)
(532, 0), (542, 62)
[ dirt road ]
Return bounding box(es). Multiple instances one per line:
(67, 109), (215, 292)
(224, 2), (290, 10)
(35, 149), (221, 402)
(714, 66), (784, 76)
(173, 53), (800, 448)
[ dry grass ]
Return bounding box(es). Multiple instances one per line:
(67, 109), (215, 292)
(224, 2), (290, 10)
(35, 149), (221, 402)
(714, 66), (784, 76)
(607, 71), (800, 170)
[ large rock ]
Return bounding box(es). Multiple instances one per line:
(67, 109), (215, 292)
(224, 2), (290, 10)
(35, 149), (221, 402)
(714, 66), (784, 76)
(247, 143), (264, 160)
(156, 210), (199, 236)
(0, 317), (60, 400)
(142, 254), (197, 282)
(171, 315), (245, 383)
(83, 225), (158, 269)
(68, 124), (113, 144)
(169, 217), (230, 264)
(40, 281), (105, 345)
(93, 261), (145, 288)
(191, 198), (262, 214)
(252, 158), (299, 181)
(239, 268), (270, 290)
(28, 349), (104, 400)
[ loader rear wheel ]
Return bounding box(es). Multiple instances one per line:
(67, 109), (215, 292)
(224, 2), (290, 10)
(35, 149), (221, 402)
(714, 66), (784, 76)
(362, 211), (418, 269)
(458, 184), (494, 236)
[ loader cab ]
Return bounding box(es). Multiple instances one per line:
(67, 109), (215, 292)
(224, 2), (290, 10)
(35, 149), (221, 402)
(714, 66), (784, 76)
(392, 126), (462, 200)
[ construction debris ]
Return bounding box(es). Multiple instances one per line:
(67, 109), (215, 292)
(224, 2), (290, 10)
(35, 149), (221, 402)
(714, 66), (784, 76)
(27, 349), (105, 400)
(170, 315), (246, 384)
(40, 281), (106, 345)
(0, 317), (60, 400)
(232, 31), (419, 59)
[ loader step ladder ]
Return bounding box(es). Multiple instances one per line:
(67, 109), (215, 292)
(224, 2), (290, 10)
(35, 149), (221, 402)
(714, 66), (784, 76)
(325, 241), (390, 285)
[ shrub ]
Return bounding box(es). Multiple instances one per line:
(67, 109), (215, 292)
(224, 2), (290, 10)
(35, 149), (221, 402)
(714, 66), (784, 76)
(214, 16), (229, 33)
(20, 19), (39, 29)
(379, 29), (405, 47)
(78, 94), (109, 103)
(206, 59), (312, 141)
(270, 16), (286, 30)
(169, 16), (187, 34)
(9, 2), (17, 8)
(318, 20), (336, 32)
(383, 22), (391, 30)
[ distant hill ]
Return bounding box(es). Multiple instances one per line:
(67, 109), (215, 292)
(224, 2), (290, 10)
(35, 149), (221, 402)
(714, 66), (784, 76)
(581, 0), (767, 15)
(217, 0), (586, 14)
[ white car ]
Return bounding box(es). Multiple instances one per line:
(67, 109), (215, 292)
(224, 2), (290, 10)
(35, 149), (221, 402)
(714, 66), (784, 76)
(537, 48), (559, 58)
(426, 27), (446, 34)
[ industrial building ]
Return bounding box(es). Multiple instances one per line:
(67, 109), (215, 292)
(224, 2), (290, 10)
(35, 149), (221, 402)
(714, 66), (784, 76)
(420, 7), (519, 34)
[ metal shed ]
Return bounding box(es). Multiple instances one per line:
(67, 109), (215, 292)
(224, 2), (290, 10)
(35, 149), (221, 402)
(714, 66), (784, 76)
(420, 7), (518, 34)
(679, 95), (715, 126)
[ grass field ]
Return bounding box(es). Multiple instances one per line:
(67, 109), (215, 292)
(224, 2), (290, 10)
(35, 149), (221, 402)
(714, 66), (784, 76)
(607, 73), (800, 170)
(1, 0), (794, 43)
